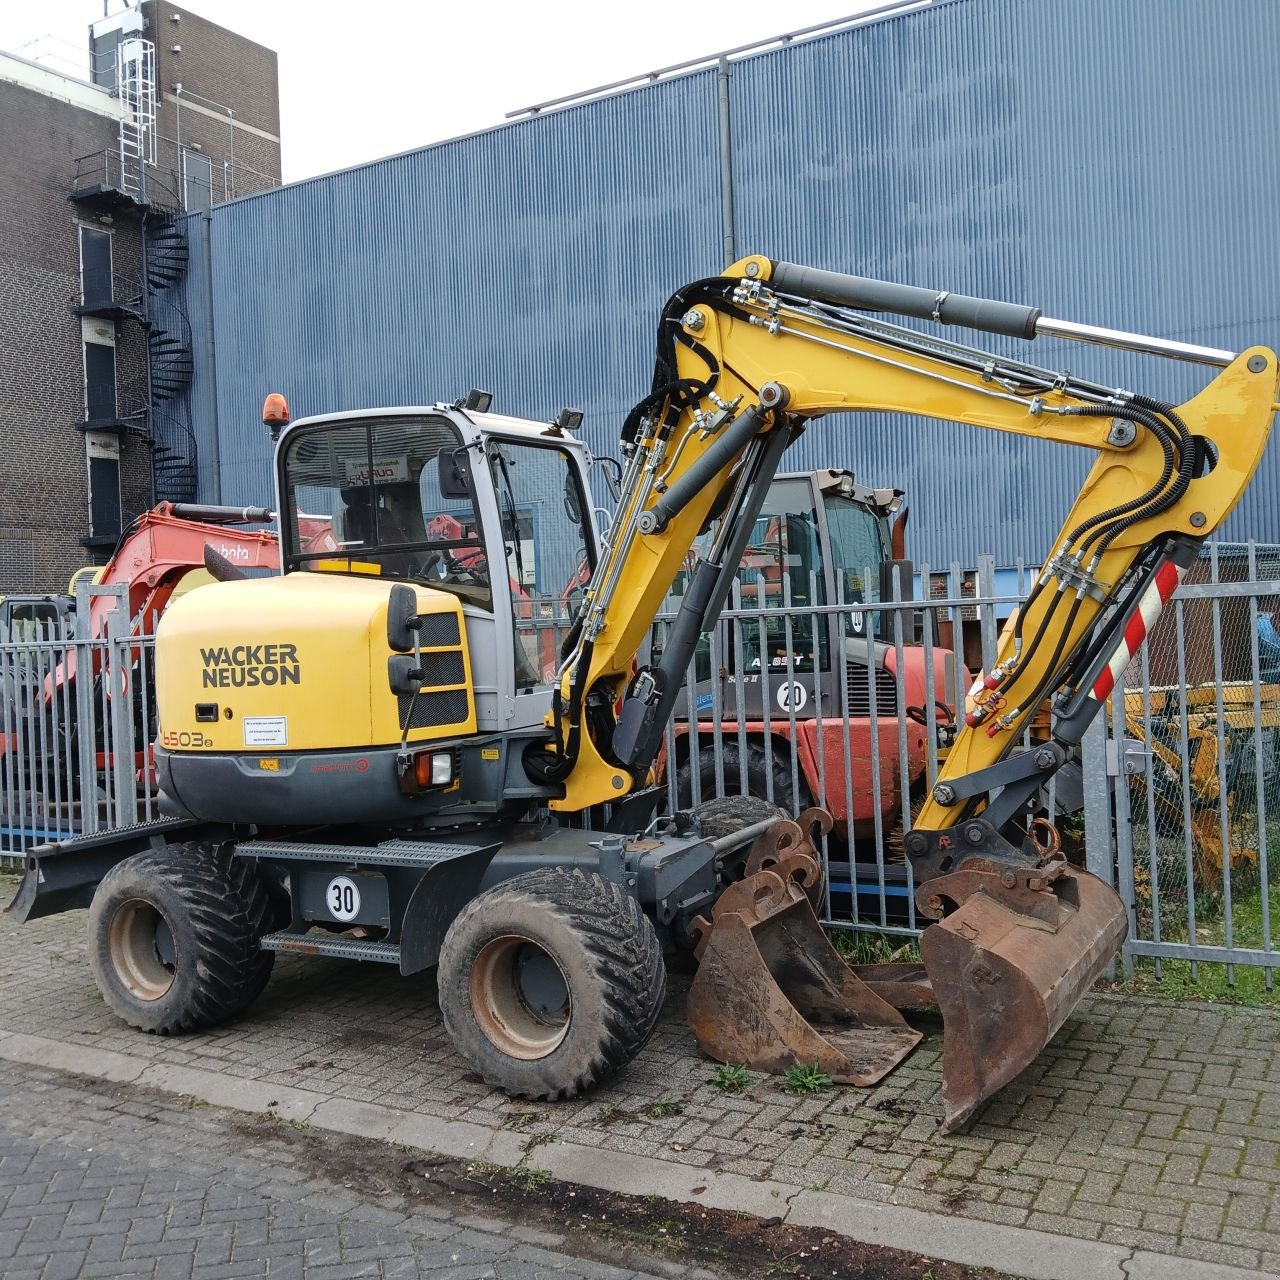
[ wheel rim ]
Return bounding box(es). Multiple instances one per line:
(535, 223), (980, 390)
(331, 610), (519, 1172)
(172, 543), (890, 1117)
(108, 898), (177, 1001)
(469, 934), (571, 1060)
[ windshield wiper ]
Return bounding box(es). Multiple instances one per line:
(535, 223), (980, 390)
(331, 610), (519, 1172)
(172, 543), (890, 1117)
(492, 450), (527, 588)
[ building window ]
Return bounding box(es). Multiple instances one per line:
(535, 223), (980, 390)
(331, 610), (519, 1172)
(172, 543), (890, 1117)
(79, 225), (113, 306)
(83, 340), (118, 423)
(85, 433), (122, 544)
(182, 149), (213, 212)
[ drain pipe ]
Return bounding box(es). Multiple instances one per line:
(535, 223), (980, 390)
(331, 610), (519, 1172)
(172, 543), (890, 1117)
(717, 56), (734, 266)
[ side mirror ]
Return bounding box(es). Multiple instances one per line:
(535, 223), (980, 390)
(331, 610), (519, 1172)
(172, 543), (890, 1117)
(438, 447), (473, 499)
(592, 456), (623, 503)
(878, 558), (915, 643)
(387, 583), (420, 653)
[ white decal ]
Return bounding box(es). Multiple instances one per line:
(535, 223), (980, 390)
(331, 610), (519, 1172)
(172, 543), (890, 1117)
(243, 715), (288, 747)
(343, 455), (410, 484)
(777, 681), (808, 712)
(326, 876), (361, 923)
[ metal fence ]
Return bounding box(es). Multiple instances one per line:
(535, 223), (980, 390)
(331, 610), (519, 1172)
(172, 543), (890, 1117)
(1, 584), (159, 862)
(4, 560), (1279, 990)
(1099, 544), (1280, 990)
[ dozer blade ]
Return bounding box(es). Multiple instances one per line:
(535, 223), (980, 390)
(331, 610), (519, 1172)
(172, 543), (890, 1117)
(687, 869), (921, 1085)
(920, 863), (1126, 1133)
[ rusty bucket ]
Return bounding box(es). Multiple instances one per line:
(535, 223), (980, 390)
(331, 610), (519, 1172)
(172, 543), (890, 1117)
(687, 868), (921, 1085)
(919, 863), (1127, 1132)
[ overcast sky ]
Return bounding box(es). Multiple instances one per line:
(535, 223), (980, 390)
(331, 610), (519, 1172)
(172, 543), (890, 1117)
(0, 0), (896, 182)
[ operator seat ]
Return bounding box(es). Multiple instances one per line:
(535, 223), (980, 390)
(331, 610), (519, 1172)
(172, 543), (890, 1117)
(338, 489), (418, 577)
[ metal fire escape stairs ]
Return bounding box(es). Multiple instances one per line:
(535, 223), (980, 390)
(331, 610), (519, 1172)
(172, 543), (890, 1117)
(68, 36), (199, 505)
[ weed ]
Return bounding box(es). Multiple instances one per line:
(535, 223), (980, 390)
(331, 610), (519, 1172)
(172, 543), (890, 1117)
(782, 1063), (833, 1095)
(808, 1178), (830, 1192)
(708, 1063), (752, 1094)
(826, 928), (920, 966)
(510, 1165), (551, 1191)
(506, 1111), (539, 1131)
(288, 1117), (313, 1132)
(521, 1130), (556, 1153)
(650, 1095), (685, 1118)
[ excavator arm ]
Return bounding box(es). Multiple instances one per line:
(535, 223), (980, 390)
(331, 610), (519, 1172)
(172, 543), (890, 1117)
(551, 254), (1275, 815)
(55, 503), (285, 696)
(546, 254), (1275, 1130)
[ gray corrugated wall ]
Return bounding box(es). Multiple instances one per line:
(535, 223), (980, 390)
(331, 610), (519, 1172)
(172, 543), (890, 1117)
(183, 0), (1280, 565)
(192, 69), (723, 510)
(730, 0), (1280, 562)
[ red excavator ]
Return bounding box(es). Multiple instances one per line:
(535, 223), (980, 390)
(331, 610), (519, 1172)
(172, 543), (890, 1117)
(0, 503), (331, 842)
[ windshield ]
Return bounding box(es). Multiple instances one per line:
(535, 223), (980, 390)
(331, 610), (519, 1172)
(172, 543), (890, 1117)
(485, 438), (594, 691)
(281, 416), (494, 609)
(823, 491), (891, 638)
(662, 477), (830, 679)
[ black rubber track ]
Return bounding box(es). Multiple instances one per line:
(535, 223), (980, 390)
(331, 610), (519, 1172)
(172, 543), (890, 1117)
(88, 841), (275, 1035)
(437, 867), (666, 1100)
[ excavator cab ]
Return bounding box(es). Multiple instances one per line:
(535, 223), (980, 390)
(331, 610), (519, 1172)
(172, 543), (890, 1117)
(154, 401), (601, 828)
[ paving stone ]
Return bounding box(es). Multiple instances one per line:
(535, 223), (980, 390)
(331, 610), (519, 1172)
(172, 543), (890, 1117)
(0, 1060), (680, 1280)
(5, 913), (1280, 1273)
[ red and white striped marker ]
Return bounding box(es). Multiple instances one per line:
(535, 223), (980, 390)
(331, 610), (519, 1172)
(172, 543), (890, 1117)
(1089, 560), (1185, 702)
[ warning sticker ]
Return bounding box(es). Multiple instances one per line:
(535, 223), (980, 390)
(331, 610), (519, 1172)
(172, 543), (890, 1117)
(244, 716), (288, 748)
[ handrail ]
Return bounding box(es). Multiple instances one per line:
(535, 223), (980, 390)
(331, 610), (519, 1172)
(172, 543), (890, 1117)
(505, 1), (930, 118)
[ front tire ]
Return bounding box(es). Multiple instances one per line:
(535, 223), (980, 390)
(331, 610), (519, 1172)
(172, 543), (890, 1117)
(88, 841), (274, 1034)
(437, 868), (665, 1099)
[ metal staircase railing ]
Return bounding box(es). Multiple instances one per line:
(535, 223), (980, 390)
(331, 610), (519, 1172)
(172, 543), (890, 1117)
(149, 413), (199, 504)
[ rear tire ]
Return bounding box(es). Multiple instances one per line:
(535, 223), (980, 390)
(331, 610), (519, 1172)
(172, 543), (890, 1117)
(687, 794), (789, 840)
(437, 867), (665, 1099)
(88, 841), (274, 1034)
(675, 740), (812, 817)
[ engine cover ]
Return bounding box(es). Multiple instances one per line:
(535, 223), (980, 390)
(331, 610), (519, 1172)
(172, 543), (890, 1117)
(153, 573), (475, 823)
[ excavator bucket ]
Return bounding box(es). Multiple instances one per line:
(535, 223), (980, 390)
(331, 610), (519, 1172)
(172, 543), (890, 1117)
(687, 866), (921, 1085)
(919, 863), (1127, 1132)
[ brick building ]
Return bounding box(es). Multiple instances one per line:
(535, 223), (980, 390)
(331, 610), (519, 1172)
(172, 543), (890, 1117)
(0, 1), (279, 594)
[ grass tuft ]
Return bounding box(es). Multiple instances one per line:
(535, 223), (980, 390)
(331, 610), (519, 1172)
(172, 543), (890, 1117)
(782, 1063), (833, 1095)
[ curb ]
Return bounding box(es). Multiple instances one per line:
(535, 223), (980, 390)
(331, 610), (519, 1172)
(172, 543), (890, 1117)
(0, 1029), (1269, 1280)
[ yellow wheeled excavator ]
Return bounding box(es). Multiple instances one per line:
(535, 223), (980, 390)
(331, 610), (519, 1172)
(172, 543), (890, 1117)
(8, 256), (1275, 1133)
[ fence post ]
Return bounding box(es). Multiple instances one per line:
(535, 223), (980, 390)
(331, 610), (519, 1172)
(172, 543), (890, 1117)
(1081, 702), (1121, 980)
(1081, 712), (1114, 888)
(1109, 685), (1137, 978)
(104, 587), (138, 829)
(976, 555), (998, 673)
(73, 582), (103, 835)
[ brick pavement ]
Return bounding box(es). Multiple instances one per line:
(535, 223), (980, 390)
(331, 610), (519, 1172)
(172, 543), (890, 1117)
(2, 903), (1278, 1274)
(0, 1056), (694, 1280)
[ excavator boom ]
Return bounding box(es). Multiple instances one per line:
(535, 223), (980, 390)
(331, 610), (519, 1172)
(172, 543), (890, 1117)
(550, 255), (1276, 1128)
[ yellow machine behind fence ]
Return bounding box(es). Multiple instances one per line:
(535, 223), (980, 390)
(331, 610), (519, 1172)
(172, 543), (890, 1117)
(1125, 682), (1280, 882)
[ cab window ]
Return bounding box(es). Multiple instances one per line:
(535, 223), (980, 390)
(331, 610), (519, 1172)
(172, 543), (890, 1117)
(281, 416), (493, 609)
(663, 478), (828, 679)
(485, 439), (594, 690)
(823, 491), (890, 637)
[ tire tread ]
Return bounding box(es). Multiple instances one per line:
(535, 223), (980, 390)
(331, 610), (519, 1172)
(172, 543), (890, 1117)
(438, 867), (665, 1100)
